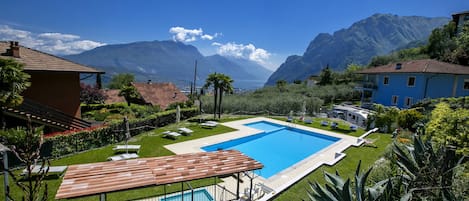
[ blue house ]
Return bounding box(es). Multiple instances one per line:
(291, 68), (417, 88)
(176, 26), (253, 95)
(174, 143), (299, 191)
(357, 59), (469, 108)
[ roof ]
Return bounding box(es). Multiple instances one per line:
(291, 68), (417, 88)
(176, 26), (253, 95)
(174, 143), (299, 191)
(0, 41), (103, 73)
(133, 82), (189, 109)
(357, 59), (469, 75)
(103, 89), (126, 104)
(55, 150), (263, 199)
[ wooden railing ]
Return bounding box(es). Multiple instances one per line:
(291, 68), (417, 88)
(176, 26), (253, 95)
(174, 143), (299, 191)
(3, 98), (91, 130)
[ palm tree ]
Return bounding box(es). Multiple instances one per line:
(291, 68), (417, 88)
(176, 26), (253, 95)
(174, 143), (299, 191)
(216, 74), (233, 118)
(0, 58), (31, 129)
(204, 73), (221, 119)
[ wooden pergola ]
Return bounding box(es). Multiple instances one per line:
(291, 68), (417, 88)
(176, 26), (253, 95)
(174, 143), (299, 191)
(55, 150), (263, 200)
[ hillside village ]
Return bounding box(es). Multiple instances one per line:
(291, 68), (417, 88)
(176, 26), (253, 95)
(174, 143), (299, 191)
(0, 9), (468, 201)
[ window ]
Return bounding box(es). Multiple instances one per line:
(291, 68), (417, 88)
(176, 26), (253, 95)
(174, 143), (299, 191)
(464, 79), (469, 90)
(405, 97), (413, 107)
(392, 95), (398, 105)
(407, 76), (416, 87)
(383, 76), (389, 85)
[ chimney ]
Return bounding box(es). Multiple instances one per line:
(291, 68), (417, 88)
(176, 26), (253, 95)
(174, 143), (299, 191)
(395, 63), (402, 70)
(9, 41), (20, 58)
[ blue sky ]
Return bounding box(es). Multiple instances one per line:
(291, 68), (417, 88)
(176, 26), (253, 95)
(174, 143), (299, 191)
(0, 0), (468, 70)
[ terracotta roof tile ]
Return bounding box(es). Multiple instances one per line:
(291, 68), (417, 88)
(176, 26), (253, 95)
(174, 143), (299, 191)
(56, 150), (263, 199)
(0, 41), (103, 73)
(357, 59), (469, 75)
(133, 82), (188, 109)
(103, 89), (126, 104)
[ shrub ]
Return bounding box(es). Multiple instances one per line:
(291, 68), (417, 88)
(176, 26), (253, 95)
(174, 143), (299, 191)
(397, 108), (424, 131)
(43, 108), (197, 158)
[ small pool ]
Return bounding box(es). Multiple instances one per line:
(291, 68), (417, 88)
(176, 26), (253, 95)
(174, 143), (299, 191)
(202, 121), (340, 178)
(160, 189), (214, 201)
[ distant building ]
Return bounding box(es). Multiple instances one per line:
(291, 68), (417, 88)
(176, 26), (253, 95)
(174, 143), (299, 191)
(102, 89), (126, 104)
(0, 41), (104, 131)
(306, 75), (319, 87)
(357, 59), (469, 108)
(132, 81), (188, 110)
(452, 10), (469, 33)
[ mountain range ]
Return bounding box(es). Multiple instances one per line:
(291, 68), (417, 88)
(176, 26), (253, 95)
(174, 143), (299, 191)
(64, 41), (272, 89)
(65, 13), (450, 89)
(264, 14), (449, 85)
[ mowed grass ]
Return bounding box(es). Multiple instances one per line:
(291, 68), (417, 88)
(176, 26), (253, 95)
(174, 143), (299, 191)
(0, 121), (236, 201)
(272, 132), (393, 200)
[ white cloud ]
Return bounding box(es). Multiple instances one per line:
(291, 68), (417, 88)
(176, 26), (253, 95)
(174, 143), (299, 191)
(169, 26), (219, 42)
(212, 42), (271, 65)
(0, 25), (105, 55)
(38, 32), (80, 41)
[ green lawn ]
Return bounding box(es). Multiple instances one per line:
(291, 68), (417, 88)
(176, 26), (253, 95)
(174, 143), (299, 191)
(0, 121), (236, 201)
(1, 116), (391, 201)
(272, 132), (392, 200)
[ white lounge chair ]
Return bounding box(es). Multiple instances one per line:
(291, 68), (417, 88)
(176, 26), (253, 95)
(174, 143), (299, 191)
(304, 117), (313, 124)
(200, 121), (218, 128)
(113, 145), (141, 153)
(321, 120), (329, 126)
(107, 153), (139, 161)
(205, 121), (219, 125)
(22, 165), (68, 177)
(350, 124), (358, 131)
(162, 131), (181, 139)
(178, 127), (194, 135)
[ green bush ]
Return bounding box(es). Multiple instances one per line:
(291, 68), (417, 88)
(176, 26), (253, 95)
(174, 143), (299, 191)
(397, 108), (424, 131)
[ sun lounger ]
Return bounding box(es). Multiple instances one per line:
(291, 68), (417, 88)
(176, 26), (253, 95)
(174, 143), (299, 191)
(113, 145), (141, 153)
(331, 122), (338, 129)
(200, 121), (218, 128)
(304, 117), (313, 124)
(321, 120), (329, 126)
(162, 131), (181, 139)
(286, 116), (293, 122)
(178, 127), (194, 135)
(350, 124), (358, 131)
(107, 153), (139, 161)
(22, 165), (68, 177)
(205, 121), (219, 125)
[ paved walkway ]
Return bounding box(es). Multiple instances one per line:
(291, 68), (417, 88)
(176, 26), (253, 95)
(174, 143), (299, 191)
(165, 117), (365, 201)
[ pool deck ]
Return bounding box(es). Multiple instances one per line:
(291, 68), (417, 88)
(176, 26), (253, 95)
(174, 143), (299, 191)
(165, 117), (366, 201)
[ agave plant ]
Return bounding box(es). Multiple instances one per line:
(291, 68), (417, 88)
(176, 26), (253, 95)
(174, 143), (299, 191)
(307, 161), (394, 201)
(393, 133), (461, 200)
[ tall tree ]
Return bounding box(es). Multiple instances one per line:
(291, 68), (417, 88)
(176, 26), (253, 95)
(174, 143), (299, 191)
(108, 73), (135, 89)
(118, 85), (141, 106)
(216, 74), (233, 118)
(204, 73), (221, 119)
(426, 22), (458, 62)
(0, 58), (31, 129)
(0, 118), (49, 201)
(318, 65), (333, 86)
(276, 79), (287, 92)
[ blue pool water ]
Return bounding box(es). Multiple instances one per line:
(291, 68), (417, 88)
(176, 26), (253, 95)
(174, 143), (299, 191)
(202, 121), (340, 178)
(160, 189), (214, 201)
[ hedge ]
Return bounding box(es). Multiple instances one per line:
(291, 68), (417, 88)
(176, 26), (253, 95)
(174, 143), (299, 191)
(42, 108), (198, 158)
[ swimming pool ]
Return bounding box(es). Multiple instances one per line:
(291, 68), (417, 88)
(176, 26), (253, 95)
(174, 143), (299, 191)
(160, 189), (214, 201)
(202, 121), (340, 178)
